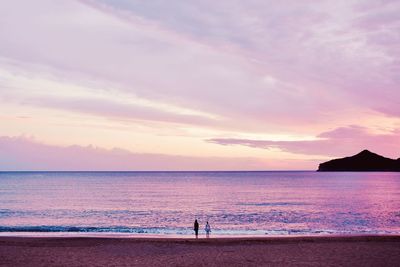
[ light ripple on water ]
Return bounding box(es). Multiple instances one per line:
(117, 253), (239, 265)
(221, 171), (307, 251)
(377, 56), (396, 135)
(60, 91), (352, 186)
(0, 171), (400, 235)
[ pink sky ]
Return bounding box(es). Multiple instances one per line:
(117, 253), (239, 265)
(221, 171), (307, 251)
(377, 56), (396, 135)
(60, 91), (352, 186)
(0, 0), (399, 170)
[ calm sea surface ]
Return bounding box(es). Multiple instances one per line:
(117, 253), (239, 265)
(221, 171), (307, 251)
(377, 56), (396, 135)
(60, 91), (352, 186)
(0, 171), (399, 236)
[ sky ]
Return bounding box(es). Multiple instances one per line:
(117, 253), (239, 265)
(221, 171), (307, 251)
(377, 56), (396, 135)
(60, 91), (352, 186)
(0, 0), (399, 170)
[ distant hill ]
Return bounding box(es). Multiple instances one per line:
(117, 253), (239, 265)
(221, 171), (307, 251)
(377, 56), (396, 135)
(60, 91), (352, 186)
(318, 150), (400, 172)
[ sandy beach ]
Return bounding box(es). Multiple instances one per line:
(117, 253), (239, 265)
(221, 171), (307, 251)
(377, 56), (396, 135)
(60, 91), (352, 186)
(0, 235), (399, 266)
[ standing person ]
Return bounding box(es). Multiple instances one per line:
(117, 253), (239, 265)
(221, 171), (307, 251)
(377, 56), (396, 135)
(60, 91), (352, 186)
(194, 219), (199, 238)
(205, 221), (211, 238)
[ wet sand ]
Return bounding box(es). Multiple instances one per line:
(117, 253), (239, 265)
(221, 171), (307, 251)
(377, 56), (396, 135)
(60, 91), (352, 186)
(0, 235), (399, 266)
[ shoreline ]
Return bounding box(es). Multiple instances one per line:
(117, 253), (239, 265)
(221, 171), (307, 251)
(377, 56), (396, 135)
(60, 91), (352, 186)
(1, 235), (400, 266)
(1, 232), (400, 239)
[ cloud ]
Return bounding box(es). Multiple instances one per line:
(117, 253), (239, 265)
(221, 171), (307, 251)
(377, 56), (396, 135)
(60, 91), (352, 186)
(1, 0), (399, 133)
(0, 63), (227, 128)
(208, 125), (400, 158)
(0, 136), (275, 171)
(0, 0), (399, 170)
(88, 0), (400, 118)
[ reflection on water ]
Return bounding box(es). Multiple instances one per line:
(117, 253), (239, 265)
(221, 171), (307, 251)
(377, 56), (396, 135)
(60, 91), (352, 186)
(0, 171), (399, 235)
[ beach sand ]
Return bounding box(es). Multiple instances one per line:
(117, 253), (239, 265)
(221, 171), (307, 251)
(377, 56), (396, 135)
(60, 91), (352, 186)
(0, 235), (399, 266)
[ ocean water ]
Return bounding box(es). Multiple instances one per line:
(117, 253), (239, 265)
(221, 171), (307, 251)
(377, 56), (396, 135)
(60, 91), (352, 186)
(0, 171), (399, 236)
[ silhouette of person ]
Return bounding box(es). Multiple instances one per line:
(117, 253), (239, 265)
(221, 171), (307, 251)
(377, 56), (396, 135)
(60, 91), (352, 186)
(194, 219), (199, 238)
(205, 221), (211, 238)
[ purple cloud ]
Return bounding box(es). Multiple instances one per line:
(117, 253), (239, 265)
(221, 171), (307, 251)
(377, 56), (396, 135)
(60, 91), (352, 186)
(87, 0), (400, 118)
(0, 136), (273, 171)
(1, 0), (399, 130)
(208, 126), (400, 158)
(0, 1), (399, 169)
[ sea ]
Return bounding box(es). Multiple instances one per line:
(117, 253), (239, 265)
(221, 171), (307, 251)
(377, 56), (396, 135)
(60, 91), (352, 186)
(0, 171), (399, 236)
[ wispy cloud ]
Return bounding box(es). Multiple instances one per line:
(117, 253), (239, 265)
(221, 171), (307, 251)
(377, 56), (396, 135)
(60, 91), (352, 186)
(0, 0), (399, 169)
(0, 66), (221, 126)
(0, 136), (314, 171)
(208, 126), (400, 158)
(87, 0), (400, 118)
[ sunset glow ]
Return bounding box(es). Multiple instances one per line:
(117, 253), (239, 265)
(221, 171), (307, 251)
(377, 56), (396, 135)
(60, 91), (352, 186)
(1, 0), (399, 170)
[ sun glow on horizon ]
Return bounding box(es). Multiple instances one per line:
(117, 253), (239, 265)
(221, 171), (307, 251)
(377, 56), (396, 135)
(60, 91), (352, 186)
(0, 0), (399, 170)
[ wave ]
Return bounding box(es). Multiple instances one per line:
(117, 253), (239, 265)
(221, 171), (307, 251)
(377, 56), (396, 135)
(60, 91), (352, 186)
(0, 226), (187, 234)
(236, 202), (309, 206)
(0, 226), (398, 236)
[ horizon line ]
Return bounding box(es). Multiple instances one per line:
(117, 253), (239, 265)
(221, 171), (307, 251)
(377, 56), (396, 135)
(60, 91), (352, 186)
(0, 170), (315, 173)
